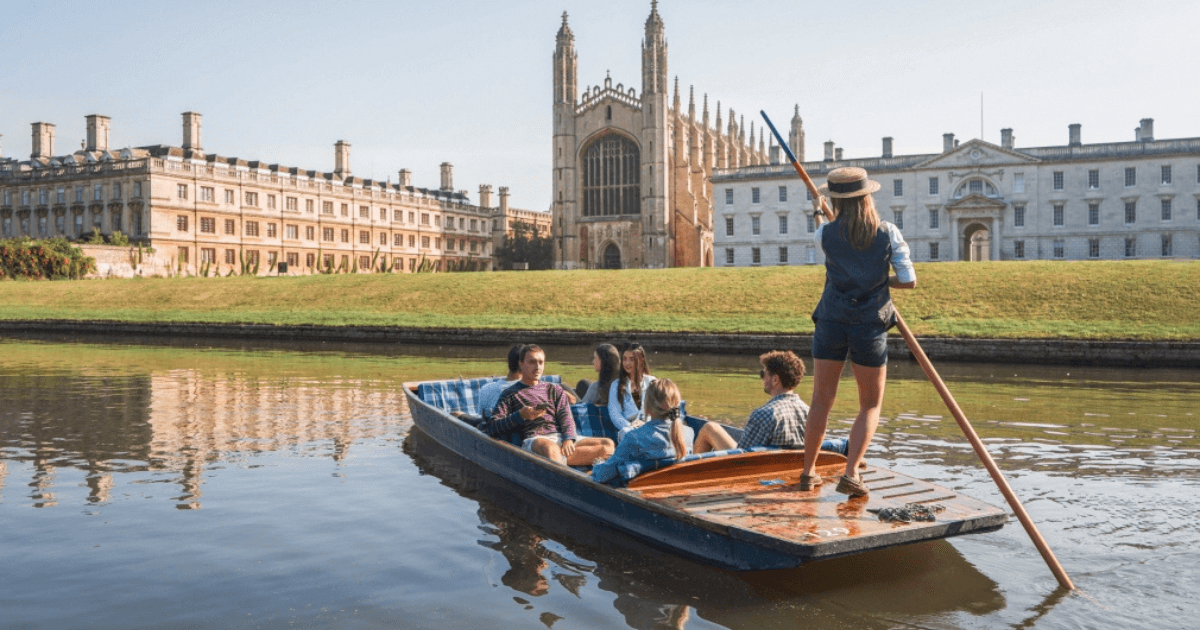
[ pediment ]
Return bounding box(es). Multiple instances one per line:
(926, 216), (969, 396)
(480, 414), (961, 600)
(915, 139), (1039, 169)
(945, 193), (1008, 212)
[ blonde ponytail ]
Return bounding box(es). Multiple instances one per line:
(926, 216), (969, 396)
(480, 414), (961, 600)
(645, 378), (687, 461)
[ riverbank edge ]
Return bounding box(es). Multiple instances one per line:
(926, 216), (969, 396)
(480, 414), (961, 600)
(2, 319), (1197, 368)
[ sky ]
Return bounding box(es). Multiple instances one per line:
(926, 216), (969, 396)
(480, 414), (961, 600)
(3, 0), (1198, 212)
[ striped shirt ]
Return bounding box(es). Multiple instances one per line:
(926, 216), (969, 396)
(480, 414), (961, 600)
(737, 392), (808, 449)
(490, 381), (577, 441)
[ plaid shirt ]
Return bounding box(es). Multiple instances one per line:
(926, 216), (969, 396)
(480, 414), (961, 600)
(736, 392), (808, 449)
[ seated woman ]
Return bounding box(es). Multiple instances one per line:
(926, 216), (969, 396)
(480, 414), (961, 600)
(577, 343), (622, 407)
(608, 343), (657, 435)
(592, 379), (693, 484)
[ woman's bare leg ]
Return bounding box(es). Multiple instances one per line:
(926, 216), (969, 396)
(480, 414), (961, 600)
(801, 359), (844, 479)
(843, 362), (886, 480)
(693, 422), (738, 453)
(566, 437), (614, 466)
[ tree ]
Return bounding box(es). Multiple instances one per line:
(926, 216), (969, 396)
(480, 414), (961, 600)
(494, 220), (553, 270)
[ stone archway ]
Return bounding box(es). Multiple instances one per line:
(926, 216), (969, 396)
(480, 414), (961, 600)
(602, 242), (622, 269)
(962, 222), (991, 261)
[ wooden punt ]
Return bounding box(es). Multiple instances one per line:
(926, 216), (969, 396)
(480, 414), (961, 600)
(404, 378), (1006, 571)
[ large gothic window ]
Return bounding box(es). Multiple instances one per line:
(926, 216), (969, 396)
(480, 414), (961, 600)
(581, 134), (641, 217)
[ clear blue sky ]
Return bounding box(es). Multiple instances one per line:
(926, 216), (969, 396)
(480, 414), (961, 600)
(3, 0), (1197, 212)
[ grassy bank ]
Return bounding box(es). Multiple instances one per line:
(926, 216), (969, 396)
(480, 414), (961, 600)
(0, 260), (1197, 340)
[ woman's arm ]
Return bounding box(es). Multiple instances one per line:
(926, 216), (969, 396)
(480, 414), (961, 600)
(885, 223), (917, 289)
(607, 380), (636, 430)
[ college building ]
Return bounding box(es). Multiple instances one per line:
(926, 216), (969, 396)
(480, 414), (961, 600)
(0, 112), (550, 275)
(713, 120), (1200, 266)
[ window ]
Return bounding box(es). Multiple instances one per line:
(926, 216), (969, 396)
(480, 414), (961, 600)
(1088, 238), (1100, 258)
(806, 214), (815, 233)
(470, 219), (477, 231)
(1013, 173), (1024, 193)
(1088, 170), (1100, 189)
(286, 197), (298, 211)
(178, 184), (188, 199)
(2, 190), (9, 205)
(323, 227), (334, 241)
(225, 249), (236, 264)
(778, 186), (787, 202)
(421, 213), (430, 226)
(113, 183), (122, 200)
(177, 215), (189, 232)
(470, 241), (478, 253)
(322, 201), (334, 215)
(725, 188), (733, 205)
(93, 184), (103, 201)
(930, 242), (939, 260)
(725, 216), (734, 236)
(751, 247), (761, 265)
(246, 250), (259, 265)
(306, 253), (315, 268)
(134, 182), (144, 198)
(421, 236), (431, 248)
(1162, 233), (1172, 257)
(806, 188), (812, 201)
(200, 217), (216, 233)
(893, 210), (903, 230)
(287, 252), (299, 267)
(383, 209), (390, 221)
(359, 255), (370, 269)
(1197, 198), (1200, 221)
(447, 238), (455, 251)
(445, 216), (453, 228)
(359, 230), (370, 244)
(340, 229), (349, 243)
(929, 208), (940, 230)
(1125, 237), (1136, 258)
(394, 258), (403, 271)
(1053, 239), (1064, 259)
(305, 226), (315, 240)
(1161, 198), (1172, 221)
(379, 232), (387, 246)
(1125, 167), (1136, 187)
(266, 223), (277, 238)
(751, 187), (761, 204)
(396, 210), (405, 222)
(341, 203), (349, 217)
(408, 212), (415, 223)
(778, 215), (788, 235)
(1161, 165), (1172, 185)
(1053, 204), (1064, 226)
(1125, 201), (1137, 224)
(200, 186), (214, 202)
(360, 205), (369, 219)
(893, 180), (903, 197)
(285, 225), (298, 239)
(245, 192), (258, 206)
(408, 235), (415, 248)
(929, 177), (939, 196)
(1014, 240), (1024, 259)
(178, 247), (189, 263)
(751, 216), (761, 235)
(224, 219), (236, 235)
(245, 221), (259, 237)
(1088, 203), (1100, 226)
(306, 199), (314, 213)
(201, 248), (216, 263)
(778, 246), (788, 264)
(580, 134), (641, 216)
(1052, 171), (1064, 191)
(38, 188), (47, 205)
(224, 189), (234, 204)
(267, 194), (276, 209)
(394, 234), (403, 246)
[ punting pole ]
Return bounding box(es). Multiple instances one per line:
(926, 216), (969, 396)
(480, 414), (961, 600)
(760, 110), (1075, 591)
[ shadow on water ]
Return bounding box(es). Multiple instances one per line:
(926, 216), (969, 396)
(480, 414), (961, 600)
(403, 428), (1009, 630)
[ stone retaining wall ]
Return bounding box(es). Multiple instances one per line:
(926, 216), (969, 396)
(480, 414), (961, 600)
(1, 319), (1197, 368)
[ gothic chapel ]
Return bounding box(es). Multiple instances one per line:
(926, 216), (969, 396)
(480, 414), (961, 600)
(551, 2), (795, 269)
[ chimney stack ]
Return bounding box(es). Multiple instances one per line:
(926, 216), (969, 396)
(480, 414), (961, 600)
(478, 184), (494, 208)
(1069, 123), (1082, 147)
(86, 115), (111, 152)
(769, 144), (781, 165)
(334, 140), (350, 177)
(440, 162), (453, 191)
(823, 140), (835, 162)
(182, 112), (202, 151)
(499, 186), (510, 213)
(398, 169), (412, 188)
(882, 137), (893, 158)
(943, 133), (955, 153)
(1001, 128), (1014, 149)
(835, 148), (843, 161)
(1138, 118), (1154, 142)
(31, 122), (56, 159)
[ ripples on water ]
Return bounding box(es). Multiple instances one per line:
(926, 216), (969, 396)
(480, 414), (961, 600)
(1, 337), (1197, 629)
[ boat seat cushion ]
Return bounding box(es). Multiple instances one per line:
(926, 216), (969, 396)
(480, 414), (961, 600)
(571, 403), (619, 441)
(418, 376), (562, 415)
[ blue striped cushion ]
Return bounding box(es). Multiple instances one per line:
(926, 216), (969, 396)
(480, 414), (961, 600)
(418, 375), (563, 415)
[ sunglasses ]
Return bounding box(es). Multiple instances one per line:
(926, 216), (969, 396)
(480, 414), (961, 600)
(759, 369), (771, 379)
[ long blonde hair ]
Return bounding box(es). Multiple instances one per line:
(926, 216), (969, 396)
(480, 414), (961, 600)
(832, 194), (881, 251)
(644, 378), (687, 461)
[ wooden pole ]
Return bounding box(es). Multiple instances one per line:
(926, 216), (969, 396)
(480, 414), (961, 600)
(760, 110), (1075, 591)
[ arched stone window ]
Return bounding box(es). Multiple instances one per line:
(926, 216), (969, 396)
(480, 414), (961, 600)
(603, 243), (622, 269)
(954, 178), (998, 199)
(581, 134), (641, 217)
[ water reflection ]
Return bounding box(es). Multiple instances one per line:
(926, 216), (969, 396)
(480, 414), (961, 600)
(404, 428), (1007, 630)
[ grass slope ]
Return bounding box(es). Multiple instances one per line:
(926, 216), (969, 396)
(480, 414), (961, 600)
(0, 260), (1196, 340)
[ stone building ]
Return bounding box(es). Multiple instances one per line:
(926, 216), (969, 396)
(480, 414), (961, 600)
(712, 119), (1200, 266)
(0, 113), (550, 276)
(551, 2), (791, 269)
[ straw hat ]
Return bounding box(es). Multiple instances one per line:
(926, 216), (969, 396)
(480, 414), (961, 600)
(817, 167), (881, 198)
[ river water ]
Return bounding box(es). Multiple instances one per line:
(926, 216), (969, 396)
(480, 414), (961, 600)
(1, 336), (1197, 629)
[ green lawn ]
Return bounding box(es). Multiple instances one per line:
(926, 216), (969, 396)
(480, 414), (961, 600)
(1, 260), (1197, 340)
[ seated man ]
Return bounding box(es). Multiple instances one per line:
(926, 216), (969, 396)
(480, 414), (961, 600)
(488, 345), (614, 466)
(694, 350), (810, 453)
(476, 344), (527, 419)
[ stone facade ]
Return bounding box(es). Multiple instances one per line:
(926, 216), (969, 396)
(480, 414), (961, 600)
(713, 120), (1200, 266)
(1, 114), (550, 276)
(551, 3), (792, 269)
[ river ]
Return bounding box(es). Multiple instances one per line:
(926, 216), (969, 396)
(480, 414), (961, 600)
(1, 336), (1197, 629)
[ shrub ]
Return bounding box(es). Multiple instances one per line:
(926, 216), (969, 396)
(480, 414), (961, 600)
(0, 237), (97, 280)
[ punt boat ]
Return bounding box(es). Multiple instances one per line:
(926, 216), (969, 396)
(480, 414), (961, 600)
(404, 377), (1007, 571)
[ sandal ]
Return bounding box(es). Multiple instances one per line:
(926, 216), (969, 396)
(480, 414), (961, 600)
(835, 475), (869, 498)
(798, 473), (823, 491)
